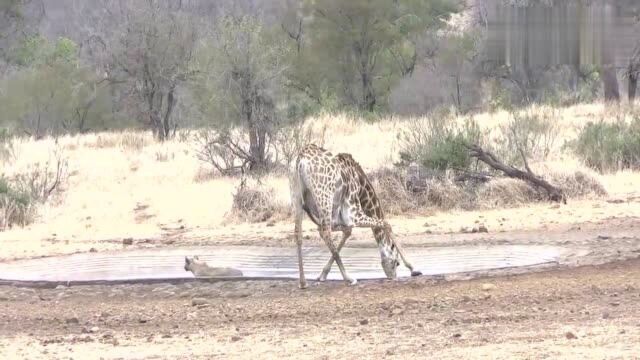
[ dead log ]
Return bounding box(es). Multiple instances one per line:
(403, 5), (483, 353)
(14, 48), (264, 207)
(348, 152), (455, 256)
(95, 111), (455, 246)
(466, 144), (566, 203)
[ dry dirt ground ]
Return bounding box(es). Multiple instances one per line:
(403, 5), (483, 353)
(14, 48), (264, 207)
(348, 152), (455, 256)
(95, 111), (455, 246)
(1, 212), (639, 359)
(0, 257), (639, 359)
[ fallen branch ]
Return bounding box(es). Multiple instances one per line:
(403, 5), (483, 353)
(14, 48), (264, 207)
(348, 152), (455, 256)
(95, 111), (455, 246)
(466, 144), (566, 203)
(453, 170), (493, 184)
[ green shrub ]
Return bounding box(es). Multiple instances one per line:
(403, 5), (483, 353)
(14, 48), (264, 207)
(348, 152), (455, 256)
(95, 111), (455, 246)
(0, 176), (34, 230)
(398, 114), (482, 171)
(573, 118), (640, 172)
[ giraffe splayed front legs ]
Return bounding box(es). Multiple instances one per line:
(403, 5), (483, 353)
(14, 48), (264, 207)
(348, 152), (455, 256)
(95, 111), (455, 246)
(289, 144), (421, 288)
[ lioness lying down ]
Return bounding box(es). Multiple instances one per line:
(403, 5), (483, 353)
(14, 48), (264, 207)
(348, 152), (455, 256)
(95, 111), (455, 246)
(184, 256), (244, 277)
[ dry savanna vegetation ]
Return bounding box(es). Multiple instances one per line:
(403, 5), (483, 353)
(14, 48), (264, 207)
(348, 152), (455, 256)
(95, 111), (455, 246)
(1, 103), (639, 260)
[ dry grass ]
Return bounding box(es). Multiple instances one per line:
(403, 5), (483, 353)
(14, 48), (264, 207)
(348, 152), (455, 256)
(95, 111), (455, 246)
(0, 102), (638, 249)
(228, 178), (291, 224)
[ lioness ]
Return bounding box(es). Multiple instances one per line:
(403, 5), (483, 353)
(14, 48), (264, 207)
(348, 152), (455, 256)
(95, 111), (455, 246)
(184, 256), (243, 277)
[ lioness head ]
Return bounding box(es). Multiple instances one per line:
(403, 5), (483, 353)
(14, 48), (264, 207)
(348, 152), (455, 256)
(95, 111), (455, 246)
(184, 255), (204, 272)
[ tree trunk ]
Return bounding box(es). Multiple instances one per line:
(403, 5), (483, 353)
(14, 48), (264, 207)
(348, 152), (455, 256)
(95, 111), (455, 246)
(629, 70), (638, 103)
(162, 86), (176, 140)
(602, 67), (620, 102)
(361, 71), (376, 112)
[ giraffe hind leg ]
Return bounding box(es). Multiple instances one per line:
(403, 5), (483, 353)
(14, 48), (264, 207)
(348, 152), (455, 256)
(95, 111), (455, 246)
(294, 205), (308, 289)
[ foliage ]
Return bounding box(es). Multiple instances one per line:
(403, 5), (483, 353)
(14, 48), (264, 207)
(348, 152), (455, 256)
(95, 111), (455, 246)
(286, 0), (460, 112)
(573, 117), (640, 172)
(0, 35), (110, 137)
(437, 31), (479, 113)
(397, 113), (482, 171)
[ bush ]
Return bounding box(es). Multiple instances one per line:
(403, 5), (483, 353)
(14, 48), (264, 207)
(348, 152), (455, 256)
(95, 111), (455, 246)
(12, 151), (69, 203)
(369, 167), (475, 214)
(495, 108), (559, 167)
(397, 114), (482, 172)
(193, 129), (252, 176)
(573, 118), (640, 172)
(229, 179), (289, 223)
(0, 176), (34, 230)
(273, 121), (327, 169)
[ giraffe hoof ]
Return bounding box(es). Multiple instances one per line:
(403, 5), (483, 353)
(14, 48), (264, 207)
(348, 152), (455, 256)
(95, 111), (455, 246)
(299, 281), (308, 289)
(411, 270), (422, 277)
(316, 275), (327, 282)
(346, 278), (358, 286)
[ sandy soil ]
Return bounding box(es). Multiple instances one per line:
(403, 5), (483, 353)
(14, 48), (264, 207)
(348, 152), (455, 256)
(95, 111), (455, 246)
(0, 257), (639, 359)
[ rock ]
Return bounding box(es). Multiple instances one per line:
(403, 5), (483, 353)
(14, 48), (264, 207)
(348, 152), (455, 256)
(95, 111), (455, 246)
(477, 224), (488, 233)
(138, 318), (149, 324)
(90, 326), (99, 333)
(266, 221), (276, 227)
(597, 235), (611, 240)
(122, 238), (133, 245)
(602, 312), (610, 319)
(359, 319), (369, 325)
(391, 308), (404, 316)
(452, 333), (462, 338)
(481, 283), (496, 291)
(565, 331), (577, 340)
(191, 298), (208, 306)
(66, 317), (79, 324)
(230, 335), (242, 342)
(89, 247), (98, 253)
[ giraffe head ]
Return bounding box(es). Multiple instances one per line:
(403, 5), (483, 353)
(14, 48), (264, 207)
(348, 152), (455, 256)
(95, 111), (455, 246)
(378, 224), (400, 279)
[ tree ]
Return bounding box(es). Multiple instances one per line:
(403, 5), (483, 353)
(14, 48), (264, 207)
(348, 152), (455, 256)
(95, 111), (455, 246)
(438, 32), (478, 113)
(193, 15), (290, 171)
(108, 1), (197, 141)
(0, 35), (108, 137)
(287, 0), (459, 112)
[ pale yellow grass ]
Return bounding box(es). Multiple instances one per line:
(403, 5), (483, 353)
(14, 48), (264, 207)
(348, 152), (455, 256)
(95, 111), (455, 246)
(0, 103), (639, 259)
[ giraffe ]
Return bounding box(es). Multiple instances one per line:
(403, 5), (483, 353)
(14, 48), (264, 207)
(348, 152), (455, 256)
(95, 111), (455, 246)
(289, 143), (421, 289)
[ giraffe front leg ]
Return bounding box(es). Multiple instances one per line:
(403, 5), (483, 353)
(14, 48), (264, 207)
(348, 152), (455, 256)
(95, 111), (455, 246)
(320, 225), (357, 286)
(394, 239), (422, 277)
(317, 227), (351, 282)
